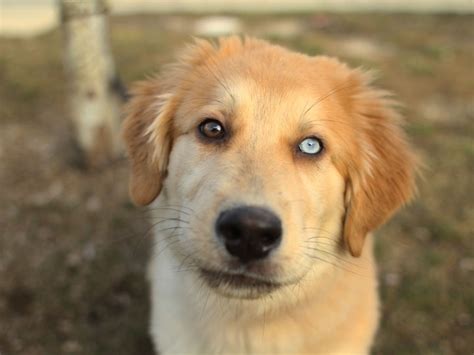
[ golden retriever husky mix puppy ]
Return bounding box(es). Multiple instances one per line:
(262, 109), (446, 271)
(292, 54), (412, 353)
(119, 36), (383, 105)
(123, 36), (417, 354)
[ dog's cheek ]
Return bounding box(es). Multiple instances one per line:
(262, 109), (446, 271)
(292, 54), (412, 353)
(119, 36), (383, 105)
(294, 163), (346, 260)
(165, 138), (229, 222)
(165, 137), (202, 198)
(295, 159), (345, 222)
(318, 167), (347, 228)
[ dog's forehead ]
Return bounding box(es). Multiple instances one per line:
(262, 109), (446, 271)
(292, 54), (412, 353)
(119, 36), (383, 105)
(211, 70), (340, 132)
(174, 51), (350, 137)
(228, 79), (303, 126)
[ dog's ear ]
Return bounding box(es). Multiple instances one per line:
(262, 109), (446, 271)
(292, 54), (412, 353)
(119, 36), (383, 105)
(342, 71), (418, 257)
(122, 39), (222, 206)
(122, 79), (175, 206)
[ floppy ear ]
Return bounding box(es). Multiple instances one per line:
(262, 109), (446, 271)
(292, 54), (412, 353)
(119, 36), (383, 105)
(343, 72), (418, 257)
(122, 79), (175, 206)
(121, 39), (222, 206)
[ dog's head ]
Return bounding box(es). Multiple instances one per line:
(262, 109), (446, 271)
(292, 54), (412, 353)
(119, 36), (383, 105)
(123, 37), (417, 299)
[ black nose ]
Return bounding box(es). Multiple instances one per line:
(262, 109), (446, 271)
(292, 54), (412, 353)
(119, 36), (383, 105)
(216, 206), (282, 262)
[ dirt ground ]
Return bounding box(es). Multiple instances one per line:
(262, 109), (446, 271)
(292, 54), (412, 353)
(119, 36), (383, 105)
(0, 13), (472, 355)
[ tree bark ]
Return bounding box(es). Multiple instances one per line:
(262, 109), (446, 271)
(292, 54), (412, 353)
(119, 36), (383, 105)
(59, 0), (125, 167)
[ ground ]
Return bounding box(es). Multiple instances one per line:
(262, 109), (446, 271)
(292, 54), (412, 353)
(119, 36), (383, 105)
(0, 13), (472, 355)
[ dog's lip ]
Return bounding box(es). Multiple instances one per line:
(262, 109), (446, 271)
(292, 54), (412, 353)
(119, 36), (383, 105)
(198, 268), (281, 290)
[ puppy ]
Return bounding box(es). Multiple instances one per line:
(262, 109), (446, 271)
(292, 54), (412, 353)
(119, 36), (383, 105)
(123, 36), (417, 354)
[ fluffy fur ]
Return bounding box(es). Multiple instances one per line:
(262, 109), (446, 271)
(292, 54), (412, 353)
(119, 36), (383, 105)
(122, 36), (417, 354)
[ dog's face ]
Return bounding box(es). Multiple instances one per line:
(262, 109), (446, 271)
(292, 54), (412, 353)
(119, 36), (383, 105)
(123, 37), (416, 299)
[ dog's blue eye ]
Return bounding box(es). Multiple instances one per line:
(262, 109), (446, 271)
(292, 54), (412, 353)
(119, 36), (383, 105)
(298, 137), (323, 155)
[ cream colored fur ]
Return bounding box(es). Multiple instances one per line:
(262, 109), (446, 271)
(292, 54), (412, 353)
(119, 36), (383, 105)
(122, 36), (417, 354)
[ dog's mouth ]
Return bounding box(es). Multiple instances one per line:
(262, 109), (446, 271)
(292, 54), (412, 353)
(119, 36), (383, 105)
(199, 268), (282, 297)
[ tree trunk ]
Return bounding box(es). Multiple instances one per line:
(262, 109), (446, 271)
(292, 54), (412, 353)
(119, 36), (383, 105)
(59, 0), (125, 168)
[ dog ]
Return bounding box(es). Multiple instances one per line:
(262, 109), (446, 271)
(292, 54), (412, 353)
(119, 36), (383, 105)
(122, 36), (417, 354)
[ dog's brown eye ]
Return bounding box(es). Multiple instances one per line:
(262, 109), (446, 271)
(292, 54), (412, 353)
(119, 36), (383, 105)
(199, 119), (226, 140)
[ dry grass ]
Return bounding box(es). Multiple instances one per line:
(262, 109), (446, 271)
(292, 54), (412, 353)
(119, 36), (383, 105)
(0, 13), (472, 355)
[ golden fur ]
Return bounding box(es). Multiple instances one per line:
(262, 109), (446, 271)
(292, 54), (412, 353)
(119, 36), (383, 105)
(122, 36), (417, 354)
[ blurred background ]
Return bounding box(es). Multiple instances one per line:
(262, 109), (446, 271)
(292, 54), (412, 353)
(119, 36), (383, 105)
(0, 1), (473, 354)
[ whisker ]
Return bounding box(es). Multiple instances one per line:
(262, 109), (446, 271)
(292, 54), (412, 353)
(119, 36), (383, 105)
(202, 59), (235, 104)
(305, 247), (364, 269)
(146, 206), (192, 216)
(130, 219), (185, 251)
(303, 253), (368, 278)
(148, 217), (190, 228)
(175, 250), (197, 272)
(150, 230), (188, 250)
(304, 240), (344, 250)
(300, 82), (357, 121)
(208, 54), (236, 103)
(161, 203), (195, 211)
(152, 203), (194, 210)
(152, 238), (183, 259)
